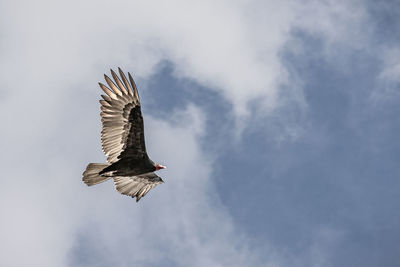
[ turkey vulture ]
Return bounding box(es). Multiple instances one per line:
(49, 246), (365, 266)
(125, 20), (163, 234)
(83, 68), (166, 202)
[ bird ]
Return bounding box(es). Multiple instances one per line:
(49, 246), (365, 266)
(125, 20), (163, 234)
(83, 68), (166, 202)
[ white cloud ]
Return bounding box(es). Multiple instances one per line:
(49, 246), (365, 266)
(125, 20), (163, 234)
(368, 47), (400, 102)
(379, 48), (400, 82)
(378, 48), (400, 81)
(294, 0), (369, 48)
(0, 0), (370, 117)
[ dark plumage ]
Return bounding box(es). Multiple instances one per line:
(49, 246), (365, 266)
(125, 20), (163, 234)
(83, 68), (166, 202)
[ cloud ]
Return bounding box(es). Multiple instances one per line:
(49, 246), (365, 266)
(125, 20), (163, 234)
(293, 0), (370, 47)
(0, 0), (372, 120)
(379, 48), (400, 81)
(372, 47), (400, 101)
(0, 0), (293, 119)
(0, 0), (381, 266)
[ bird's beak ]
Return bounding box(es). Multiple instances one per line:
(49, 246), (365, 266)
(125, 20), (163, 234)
(156, 164), (166, 170)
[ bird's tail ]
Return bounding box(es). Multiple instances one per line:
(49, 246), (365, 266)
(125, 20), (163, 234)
(82, 163), (111, 186)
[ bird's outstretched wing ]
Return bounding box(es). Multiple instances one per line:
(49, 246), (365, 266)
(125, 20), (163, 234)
(99, 68), (147, 163)
(113, 173), (164, 202)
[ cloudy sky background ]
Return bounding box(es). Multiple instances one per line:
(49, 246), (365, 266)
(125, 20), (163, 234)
(1, 0), (399, 266)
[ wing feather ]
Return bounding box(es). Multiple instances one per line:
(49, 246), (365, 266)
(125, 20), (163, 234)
(118, 67), (134, 96)
(100, 100), (112, 108)
(98, 68), (148, 163)
(104, 74), (122, 96)
(101, 108), (120, 115)
(101, 94), (112, 102)
(128, 72), (140, 104)
(113, 173), (164, 201)
(111, 69), (128, 95)
(99, 83), (117, 100)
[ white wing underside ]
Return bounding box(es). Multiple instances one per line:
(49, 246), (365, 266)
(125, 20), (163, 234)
(113, 174), (164, 201)
(99, 68), (140, 163)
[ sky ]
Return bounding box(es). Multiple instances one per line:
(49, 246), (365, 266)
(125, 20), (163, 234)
(0, 0), (399, 266)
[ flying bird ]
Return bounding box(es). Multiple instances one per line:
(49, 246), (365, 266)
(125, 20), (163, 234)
(83, 68), (166, 202)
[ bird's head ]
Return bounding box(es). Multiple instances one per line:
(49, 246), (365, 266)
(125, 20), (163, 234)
(155, 164), (166, 171)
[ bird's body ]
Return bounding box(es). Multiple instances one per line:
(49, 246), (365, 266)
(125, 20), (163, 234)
(82, 68), (166, 202)
(99, 157), (156, 177)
